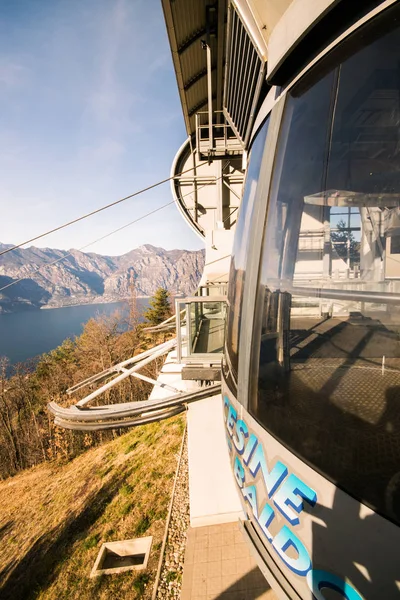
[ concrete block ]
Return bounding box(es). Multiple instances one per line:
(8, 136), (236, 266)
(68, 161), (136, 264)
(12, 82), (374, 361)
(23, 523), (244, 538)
(90, 536), (152, 577)
(182, 366), (221, 381)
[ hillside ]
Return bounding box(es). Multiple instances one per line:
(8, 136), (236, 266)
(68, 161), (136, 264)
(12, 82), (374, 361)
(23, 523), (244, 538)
(0, 243), (205, 313)
(0, 415), (185, 600)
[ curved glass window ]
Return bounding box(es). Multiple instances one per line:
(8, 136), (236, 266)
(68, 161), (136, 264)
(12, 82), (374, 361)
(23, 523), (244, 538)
(251, 6), (400, 525)
(224, 118), (269, 393)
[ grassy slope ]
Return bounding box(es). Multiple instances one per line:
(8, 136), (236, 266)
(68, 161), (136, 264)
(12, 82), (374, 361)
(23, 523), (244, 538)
(0, 415), (185, 600)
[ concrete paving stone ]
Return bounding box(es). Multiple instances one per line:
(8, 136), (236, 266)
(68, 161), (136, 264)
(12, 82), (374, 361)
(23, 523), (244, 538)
(219, 591), (247, 600)
(218, 523), (232, 532)
(207, 560), (222, 578)
(197, 536), (210, 550)
(235, 542), (250, 558)
(183, 565), (193, 582)
(222, 572), (240, 589)
(182, 522), (277, 600)
(209, 532), (222, 547)
(208, 524), (224, 534)
(255, 588), (277, 599)
(195, 526), (210, 536)
(222, 530), (235, 545)
(221, 543), (236, 560)
(207, 544), (222, 562)
(185, 544), (195, 565)
(221, 557), (237, 575)
(230, 571), (248, 592)
(181, 577), (193, 592)
(193, 562), (208, 579)
(207, 575), (223, 595)
(250, 568), (269, 588)
(236, 556), (253, 574)
(192, 577), (208, 595)
(194, 548), (208, 563)
(234, 529), (246, 544)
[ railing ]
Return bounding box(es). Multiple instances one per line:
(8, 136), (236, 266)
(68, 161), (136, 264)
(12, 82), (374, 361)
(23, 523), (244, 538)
(47, 304), (225, 431)
(196, 282), (228, 297)
(195, 111), (243, 159)
(176, 296), (227, 364)
(142, 309), (185, 333)
(67, 338), (179, 407)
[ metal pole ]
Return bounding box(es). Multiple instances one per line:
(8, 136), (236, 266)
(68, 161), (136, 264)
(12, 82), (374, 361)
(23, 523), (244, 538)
(121, 369), (181, 394)
(206, 43), (213, 150)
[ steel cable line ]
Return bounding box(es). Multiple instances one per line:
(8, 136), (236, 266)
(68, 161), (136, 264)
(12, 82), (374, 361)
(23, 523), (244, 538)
(0, 175), (223, 295)
(0, 202), (174, 294)
(0, 163), (209, 258)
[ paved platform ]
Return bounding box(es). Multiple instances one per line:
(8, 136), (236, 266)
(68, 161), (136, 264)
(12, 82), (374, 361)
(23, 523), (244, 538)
(181, 522), (277, 600)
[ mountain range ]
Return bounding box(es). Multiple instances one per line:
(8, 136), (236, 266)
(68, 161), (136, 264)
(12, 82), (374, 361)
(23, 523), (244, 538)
(0, 243), (205, 313)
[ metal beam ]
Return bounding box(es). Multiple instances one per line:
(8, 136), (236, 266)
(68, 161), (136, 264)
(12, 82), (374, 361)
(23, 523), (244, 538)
(184, 67), (216, 92)
(121, 368), (181, 394)
(178, 28), (207, 54)
(48, 384), (222, 431)
(188, 94), (216, 118)
(67, 338), (176, 395)
(75, 339), (177, 407)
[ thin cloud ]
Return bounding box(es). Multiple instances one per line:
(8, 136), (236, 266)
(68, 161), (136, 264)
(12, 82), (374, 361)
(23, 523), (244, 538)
(0, 0), (198, 255)
(0, 59), (27, 88)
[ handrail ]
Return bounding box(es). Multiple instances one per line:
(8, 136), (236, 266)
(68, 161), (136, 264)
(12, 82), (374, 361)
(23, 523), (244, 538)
(142, 309), (185, 333)
(177, 296), (227, 303)
(48, 383), (221, 431)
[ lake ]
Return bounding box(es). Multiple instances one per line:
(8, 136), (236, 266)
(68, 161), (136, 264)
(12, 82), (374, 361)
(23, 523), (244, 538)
(0, 299), (149, 366)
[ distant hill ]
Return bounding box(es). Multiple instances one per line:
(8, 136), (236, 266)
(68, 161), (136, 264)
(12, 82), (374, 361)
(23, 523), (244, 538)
(0, 243), (205, 313)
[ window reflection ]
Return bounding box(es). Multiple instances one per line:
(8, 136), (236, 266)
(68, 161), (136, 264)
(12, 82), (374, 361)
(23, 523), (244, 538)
(224, 118), (269, 392)
(252, 9), (400, 525)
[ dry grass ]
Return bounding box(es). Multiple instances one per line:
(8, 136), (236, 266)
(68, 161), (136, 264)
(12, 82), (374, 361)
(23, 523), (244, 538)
(0, 415), (185, 600)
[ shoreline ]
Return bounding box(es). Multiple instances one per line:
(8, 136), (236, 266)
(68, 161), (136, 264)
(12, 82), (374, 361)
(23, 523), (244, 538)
(0, 299), (151, 368)
(0, 297), (150, 315)
(40, 296), (150, 311)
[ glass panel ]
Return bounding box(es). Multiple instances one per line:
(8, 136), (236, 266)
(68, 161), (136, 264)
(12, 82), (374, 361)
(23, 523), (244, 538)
(190, 302), (199, 349)
(252, 8), (400, 525)
(225, 118), (269, 390)
(189, 301), (226, 355)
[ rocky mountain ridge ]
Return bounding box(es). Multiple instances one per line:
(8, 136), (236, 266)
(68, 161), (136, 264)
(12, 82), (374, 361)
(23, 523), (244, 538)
(0, 243), (205, 313)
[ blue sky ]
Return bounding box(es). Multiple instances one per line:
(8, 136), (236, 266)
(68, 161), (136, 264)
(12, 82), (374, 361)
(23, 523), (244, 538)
(0, 0), (203, 255)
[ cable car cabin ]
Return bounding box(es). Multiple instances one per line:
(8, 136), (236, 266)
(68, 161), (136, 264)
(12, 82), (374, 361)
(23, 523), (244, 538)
(221, 1), (400, 598)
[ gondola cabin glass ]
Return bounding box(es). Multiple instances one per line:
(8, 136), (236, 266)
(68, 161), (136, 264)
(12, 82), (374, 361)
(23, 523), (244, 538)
(224, 118), (269, 393)
(251, 6), (400, 526)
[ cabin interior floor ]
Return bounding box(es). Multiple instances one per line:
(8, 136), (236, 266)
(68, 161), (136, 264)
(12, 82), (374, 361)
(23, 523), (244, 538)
(257, 314), (400, 524)
(180, 521), (276, 600)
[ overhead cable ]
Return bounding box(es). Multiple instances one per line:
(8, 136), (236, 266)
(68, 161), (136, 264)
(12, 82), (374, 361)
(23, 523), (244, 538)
(0, 163), (208, 258)
(0, 174), (223, 295)
(0, 202), (174, 294)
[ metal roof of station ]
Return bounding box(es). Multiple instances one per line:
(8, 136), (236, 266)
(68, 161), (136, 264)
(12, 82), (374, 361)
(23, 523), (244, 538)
(161, 0), (294, 139)
(161, 0), (228, 137)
